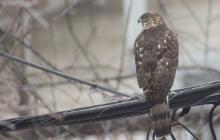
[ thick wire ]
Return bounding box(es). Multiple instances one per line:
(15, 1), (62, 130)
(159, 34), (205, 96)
(0, 51), (129, 97)
(0, 80), (220, 132)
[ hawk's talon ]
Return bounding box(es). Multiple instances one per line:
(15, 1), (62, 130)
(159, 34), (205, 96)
(143, 89), (150, 94)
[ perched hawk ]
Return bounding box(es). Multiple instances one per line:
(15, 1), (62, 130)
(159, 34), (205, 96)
(134, 13), (179, 137)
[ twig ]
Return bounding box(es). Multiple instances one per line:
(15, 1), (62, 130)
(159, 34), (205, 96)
(116, 0), (133, 89)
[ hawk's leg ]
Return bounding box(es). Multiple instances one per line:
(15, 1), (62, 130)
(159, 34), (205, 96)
(152, 133), (167, 140)
(143, 89), (152, 95)
(143, 89), (153, 105)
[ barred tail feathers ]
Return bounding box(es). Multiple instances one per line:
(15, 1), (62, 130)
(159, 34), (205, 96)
(151, 102), (171, 137)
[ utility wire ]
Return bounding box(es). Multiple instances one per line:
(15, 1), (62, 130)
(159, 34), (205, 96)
(0, 80), (220, 132)
(0, 51), (129, 97)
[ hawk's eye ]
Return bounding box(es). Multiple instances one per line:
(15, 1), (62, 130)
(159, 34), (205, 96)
(146, 15), (150, 19)
(141, 15), (146, 20)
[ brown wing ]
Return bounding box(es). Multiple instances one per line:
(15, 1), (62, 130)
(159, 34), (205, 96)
(153, 29), (179, 99)
(134, 34), (145, 89)
(134, 31), (158, 90)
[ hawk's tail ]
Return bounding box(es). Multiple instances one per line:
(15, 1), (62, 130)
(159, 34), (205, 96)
(150, 100), (171, 137)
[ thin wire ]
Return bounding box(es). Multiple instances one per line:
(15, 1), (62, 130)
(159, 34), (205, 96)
(146, 128), (151, 140)
(172, 121), (199, 140)
(152, 132), (156, 140)
(170, 132), (176, 140)
(0, 51), (129, 97)
(209, 102), (220, 140)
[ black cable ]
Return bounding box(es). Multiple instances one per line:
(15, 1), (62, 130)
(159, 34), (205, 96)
(0, 51), (129, 97)
(170, 132), (176, 140)
(179, 107), (190, 118)
(146, 128), (151, 140)
(0, 82), (220, 132)
(152, 132), (156, 140)
(208, 102), (220, 140)
(172, 121), (199, 140)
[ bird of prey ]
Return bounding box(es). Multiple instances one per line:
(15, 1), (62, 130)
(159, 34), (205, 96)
(134, 13), (179, 137)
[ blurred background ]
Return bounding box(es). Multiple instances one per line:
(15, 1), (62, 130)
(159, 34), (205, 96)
(0, 0), (220, 139)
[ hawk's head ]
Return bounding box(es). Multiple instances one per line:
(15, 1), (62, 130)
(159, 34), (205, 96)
(138, 13), (166, 30)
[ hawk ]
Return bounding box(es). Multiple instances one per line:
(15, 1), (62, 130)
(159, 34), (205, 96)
(134, 13), (179, 137)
